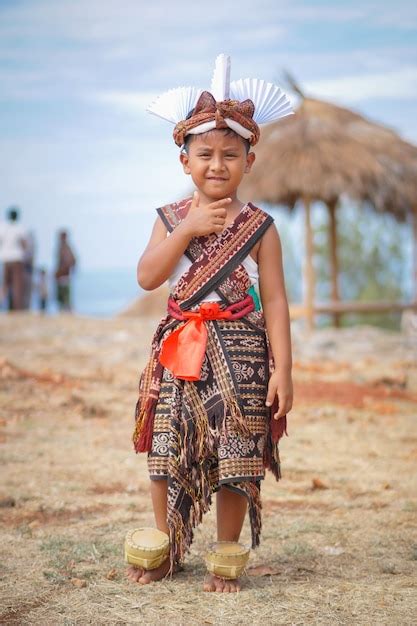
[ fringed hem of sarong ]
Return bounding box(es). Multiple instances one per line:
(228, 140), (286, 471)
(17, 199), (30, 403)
(166, 479), (263, 570)
(263, 416), (285, 482)
(167, 478), (214, 570)
(226, 481), (262, 549)
(264, 447), (282, 482)
(178, 392), (251, 472)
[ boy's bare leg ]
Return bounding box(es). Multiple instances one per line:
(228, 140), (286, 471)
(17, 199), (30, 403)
(203, 486), (247, 593)
(127, 479), (173, 585)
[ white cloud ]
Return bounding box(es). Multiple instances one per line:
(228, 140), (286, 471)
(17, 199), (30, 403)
(304, 67), (417, 103)
(280, 1), (417, 25)
(230, 24), (287, 44)
(372, 4), (417, 29)
(92, 90), (158, 114)
(0, 0), (282, 44)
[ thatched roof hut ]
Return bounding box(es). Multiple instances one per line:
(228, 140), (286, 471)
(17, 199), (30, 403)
(242, 97), (417, 219)
(240, 92), (417, 328)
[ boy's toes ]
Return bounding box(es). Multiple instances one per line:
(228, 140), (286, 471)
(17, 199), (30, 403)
(138, 571), (152, 585)
(126, 565), (144, 582)
(203, 574), (241, 592)
(203, 575), (217, 592)
(203, 574), (225, 592)
(137, 556), (171, 585)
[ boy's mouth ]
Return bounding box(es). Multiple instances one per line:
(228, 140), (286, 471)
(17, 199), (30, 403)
(207, 176), (228, 181)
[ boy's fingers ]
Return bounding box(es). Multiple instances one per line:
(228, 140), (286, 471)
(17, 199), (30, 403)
(190, 191), (200, 210)
(274, 407), (285, 419)
(211, 208), (227, 218)
(208, 198), (232, 210)
(265, 381), (278, 407)
(274, 393), (289, 418)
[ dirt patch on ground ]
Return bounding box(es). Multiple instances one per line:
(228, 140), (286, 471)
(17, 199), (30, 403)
(0, 314), (416, 625)
(0, 503), (112, 527)
(295, 379), (416, 408)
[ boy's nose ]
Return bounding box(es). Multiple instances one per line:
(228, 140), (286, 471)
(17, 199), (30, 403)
(209, 156), (225, 171)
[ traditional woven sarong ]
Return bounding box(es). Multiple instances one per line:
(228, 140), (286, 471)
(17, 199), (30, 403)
(133, 197), (287, 568)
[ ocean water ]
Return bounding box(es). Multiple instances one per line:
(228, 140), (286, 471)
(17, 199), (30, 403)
(32, 268), (142, 318)
(72, 268), (142, 317)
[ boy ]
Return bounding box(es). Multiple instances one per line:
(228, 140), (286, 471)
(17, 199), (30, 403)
(129, 55), (293, 592)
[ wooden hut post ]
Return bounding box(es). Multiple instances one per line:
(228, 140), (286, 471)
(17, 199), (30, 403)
(303, 196), (315, 330)
(328, 199), (341, 327)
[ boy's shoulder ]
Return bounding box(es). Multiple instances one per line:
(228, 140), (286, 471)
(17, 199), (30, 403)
(244, 202), (275, 232)
(245, 201), (271, 218)
(156, 196), (192, 231)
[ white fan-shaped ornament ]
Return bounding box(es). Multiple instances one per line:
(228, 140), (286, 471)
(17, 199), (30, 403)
(146, 86), (203, 124)
(230, 78), (293, 124)
(210, 53), (231, 101)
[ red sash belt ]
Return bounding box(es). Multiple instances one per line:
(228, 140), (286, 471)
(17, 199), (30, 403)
(159, 295), (255, 381)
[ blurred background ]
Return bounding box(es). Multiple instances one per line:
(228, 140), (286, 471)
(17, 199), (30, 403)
(1, 0), (416, 324)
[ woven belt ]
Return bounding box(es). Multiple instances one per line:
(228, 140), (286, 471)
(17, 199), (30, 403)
(159, 295), (255, 381)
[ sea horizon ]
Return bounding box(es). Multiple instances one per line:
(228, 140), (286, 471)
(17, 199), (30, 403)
(70, 267), (142, 317)
(0, 267), (143, 319)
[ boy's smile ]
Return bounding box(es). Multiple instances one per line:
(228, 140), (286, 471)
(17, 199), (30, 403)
(180, 129), (255, 205)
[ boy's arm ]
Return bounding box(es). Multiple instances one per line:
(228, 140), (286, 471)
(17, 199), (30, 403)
(258, 223), (293, 418)
(137, 193), (230, 290)
(137, 216), (193, 290)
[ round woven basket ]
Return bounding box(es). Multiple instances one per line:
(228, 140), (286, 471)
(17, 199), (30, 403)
(125, 528), (170, 570)
(204, 541), (250, 579)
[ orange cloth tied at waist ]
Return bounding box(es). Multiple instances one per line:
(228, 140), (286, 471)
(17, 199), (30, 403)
(159, 296), (255, 381)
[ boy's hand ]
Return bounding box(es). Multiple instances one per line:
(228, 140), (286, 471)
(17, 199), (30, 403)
(182, 191), (231, 236)
(265, 370), (293, 419)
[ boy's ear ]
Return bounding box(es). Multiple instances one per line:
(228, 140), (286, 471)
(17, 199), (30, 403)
(180, 151), (191, 175)
(244, 151), (256, 174)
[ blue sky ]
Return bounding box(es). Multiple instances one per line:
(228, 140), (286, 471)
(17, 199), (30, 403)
(1, 0), (416, 271)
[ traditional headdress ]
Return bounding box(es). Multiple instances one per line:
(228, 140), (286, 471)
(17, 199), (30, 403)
(146, 54), (294, 147)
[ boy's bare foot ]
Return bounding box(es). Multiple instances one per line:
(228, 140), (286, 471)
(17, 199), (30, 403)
(203, 573), (241, 593)
(126, 556), (172, 585)
(126, 564), (145, 582)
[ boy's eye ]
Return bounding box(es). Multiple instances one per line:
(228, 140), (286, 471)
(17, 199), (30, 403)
(195, 152), (238, 158)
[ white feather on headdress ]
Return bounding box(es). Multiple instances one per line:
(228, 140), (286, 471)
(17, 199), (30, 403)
(230, 78), (293, 124)
(146, 86), (203, 124)
(146, 54), (294, 135)
(210, 53), (231, 101)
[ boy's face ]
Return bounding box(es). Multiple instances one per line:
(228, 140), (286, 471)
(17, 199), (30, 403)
(179, 130), (255, 202)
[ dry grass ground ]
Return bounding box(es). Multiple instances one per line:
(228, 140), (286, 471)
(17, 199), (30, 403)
(0, 314), (416, 625)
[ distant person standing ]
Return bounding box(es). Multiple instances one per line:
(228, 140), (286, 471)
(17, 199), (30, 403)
(38, 267), (48, 314)
(55, 230), (76, 312)
(0, 207), (28, 311)
(23, 230), (36, 310)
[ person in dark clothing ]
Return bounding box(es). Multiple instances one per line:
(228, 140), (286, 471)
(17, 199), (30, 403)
(55, 230), (76, 312)
(38, 267), (48, 314)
